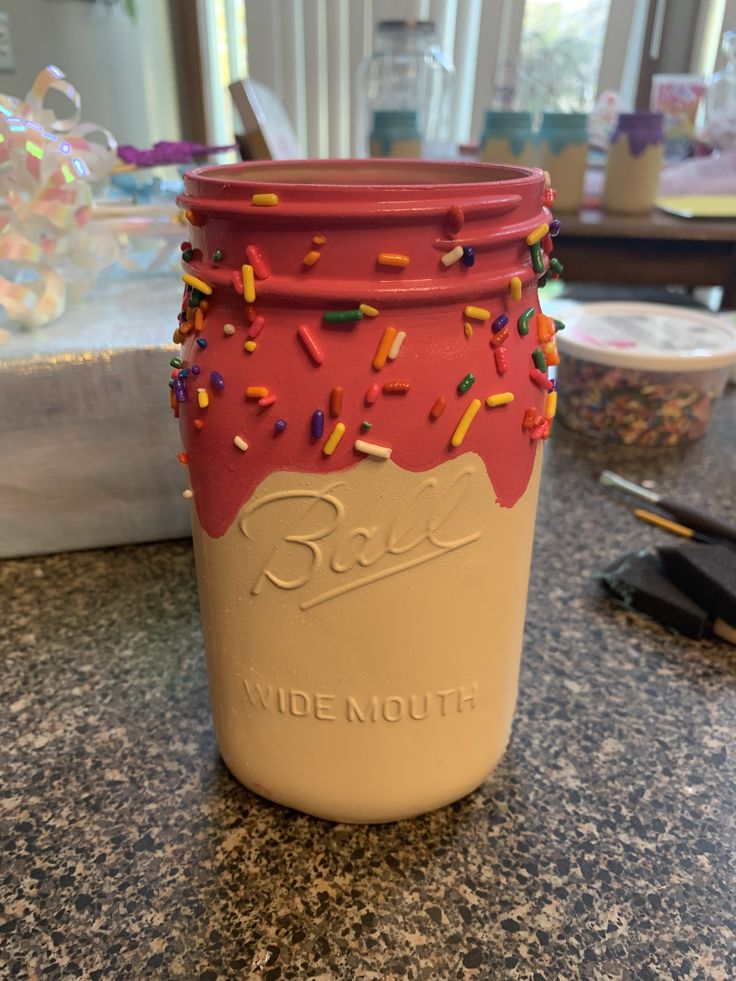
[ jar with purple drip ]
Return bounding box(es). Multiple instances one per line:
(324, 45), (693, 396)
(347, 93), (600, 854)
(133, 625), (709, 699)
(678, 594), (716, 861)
(602, 111), (665, 215)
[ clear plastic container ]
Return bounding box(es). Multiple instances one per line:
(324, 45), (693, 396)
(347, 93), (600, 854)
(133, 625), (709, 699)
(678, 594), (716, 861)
(354, 20), (454, 158)
(556, 302), (736, 446)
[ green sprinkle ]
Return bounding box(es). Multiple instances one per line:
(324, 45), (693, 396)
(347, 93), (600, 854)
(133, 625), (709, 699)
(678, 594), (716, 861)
(212, 249), (223, 262)
(518, 307), (535, 335)
(532, 349), (547, 372)
(181, 249), (194, 262)
(170, 357), (183, 368)
(530, 242), (544, 274)
(360, 420), (372, 431)
(188, 288), (204, 307)
(458, 373), (476, 394)
(549, 257), (564, 275)
(323, 310), (364, 323)
(554, 319), (566, 331)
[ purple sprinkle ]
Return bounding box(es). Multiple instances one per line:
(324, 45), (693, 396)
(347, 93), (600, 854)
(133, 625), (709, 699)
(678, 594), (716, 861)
(462, 245), (476, 267)
(549, 218), (561, 237)
(196, 337), (207, 348)
(311, 409), (325, 439)
(492, 313), (509, 333)
(275, 419), (287, 433)
(173, 381), (187, 403)
(178, 312), (186, 323)
(210, 370), (225, 390)
(190, 364), (201, 376)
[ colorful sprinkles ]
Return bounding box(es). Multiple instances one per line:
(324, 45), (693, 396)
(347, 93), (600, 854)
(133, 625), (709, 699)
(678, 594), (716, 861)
(323, 422), (346, 456)
(373, 327), (397, 370)
(464, 305), (490, 321)
(252, 193), (279, 207)
(451, 399), (482, 448)
(377, 253), (410, 268)
(297, 325), (324, 365)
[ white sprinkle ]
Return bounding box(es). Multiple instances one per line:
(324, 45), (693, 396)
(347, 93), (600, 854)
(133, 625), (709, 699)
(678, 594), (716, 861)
(233, 435), (248, 452)
(182, 489), (194, 499)
(223, 323), (236, 335)
(441, 245), (464, 267)
(387, 330), (406, 361)
(354, 439), (391, 460)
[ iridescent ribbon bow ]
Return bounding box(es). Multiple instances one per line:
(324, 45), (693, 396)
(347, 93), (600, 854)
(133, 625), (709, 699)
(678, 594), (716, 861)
(0, 65), (118, 328)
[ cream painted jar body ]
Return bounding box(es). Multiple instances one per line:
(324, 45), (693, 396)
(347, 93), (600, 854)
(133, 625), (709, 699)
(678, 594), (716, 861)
(602, 112), (665, 214)
(174, 160), (558, 822)
(537, 112), (589, 212)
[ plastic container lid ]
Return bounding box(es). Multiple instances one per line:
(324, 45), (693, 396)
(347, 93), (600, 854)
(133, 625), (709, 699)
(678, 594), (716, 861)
(556, 302), (736, 372)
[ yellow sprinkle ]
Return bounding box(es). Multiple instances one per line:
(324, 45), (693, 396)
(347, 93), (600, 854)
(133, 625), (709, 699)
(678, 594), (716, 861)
(323, 422), (346, 456)
(244, 340), (257, 353)
(464, 322), (474, 338)
(182, 273), (213, 295)
(252, 193), (279, 206)
(377, 252), (410, 267)
(544, 391), (557, 418)
(526, 223), (549, 246)
(451, 398), (482, 448)
(313, 234), (327, 246)
(243, 263), (256, 303)
(246, 386), (268, 398)
(233, 435), (248, 451)
(441, 245), (464, 267)
(464, 305), (490, 321)
(302, 250), (321, 266)
(359, 303), (379, 318)
(354, 439), (392, 459)
(486, 392), (515, 408)
(373, 326), (397, 370)
(197, 388), (209, 409)
(510, 276), (522, 301)
(543, 170), (552, 188)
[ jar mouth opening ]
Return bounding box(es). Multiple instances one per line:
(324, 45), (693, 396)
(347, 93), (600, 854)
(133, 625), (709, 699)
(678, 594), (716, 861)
(186, 158), (538, 188)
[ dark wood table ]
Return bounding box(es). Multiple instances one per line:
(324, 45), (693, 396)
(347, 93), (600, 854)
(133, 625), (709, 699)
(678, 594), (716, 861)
(557, 208), (736, 309)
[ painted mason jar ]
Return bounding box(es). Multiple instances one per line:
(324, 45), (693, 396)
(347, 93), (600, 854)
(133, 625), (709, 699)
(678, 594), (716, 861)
(480, 110), (535, 166)
(172, 160), (560, 823)
(602, 111), (665, 214)
(537, 112), (589, 212)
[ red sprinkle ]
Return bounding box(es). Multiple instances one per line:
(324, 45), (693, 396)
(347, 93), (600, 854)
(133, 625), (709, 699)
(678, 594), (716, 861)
(494, 347), (509, 375)
(365, 382), (381, 405)
(246, 244), (271, 279)
(231, 269), (243, 294)
(541, 234), (554, 253)
(258, 394), (276, 407)
(446, 205), (464, 233)
(522, 408), (540, 431)
(248, 315), (266, 339)
(177, 452), (189, 465)
(531, 419), (551, 440)
(330, 385), (343, 417)
(193, 419), (205, 430)
(429, 397), (446, 420)
(530, 367), (554, 391)
(383, 380), (411, 394)
(490, 326), (510, 348)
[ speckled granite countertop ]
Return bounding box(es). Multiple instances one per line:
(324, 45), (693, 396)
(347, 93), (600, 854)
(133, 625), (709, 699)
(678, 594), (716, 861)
(2, 393), (735, 981)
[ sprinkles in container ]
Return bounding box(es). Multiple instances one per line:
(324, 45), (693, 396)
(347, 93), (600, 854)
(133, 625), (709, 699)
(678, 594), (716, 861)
(173, 159), (561, 823)
(556, 302), (736, 447)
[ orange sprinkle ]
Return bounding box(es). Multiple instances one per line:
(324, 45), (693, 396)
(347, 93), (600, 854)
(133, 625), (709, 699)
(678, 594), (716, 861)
(169, 389), (176, 410)
(429, 397), (446, 420)
(490, 326), (509, 348)
(537, 313), (555, 343)
(193, 419), (205, 430)
(246, 386), (268, 398)
(184, 208), (203, 226)
(373, 326), (398, 370)
(245, 305), (257, 323)
(383, 380), (411, 394)
(544, 344), (560, 367)
(179, 322), (192, 336)
(172, 328), (182, 344)
(330, 385), (343, 417)
(177, 452), (189, 465)
(186, 306), (195, 324)
(313, 234), (327, 246)
(377, 252), (410, 268)
(194, 307), (204, 332)
(199, 299), (210, 313)
(303, 250), (321, 266)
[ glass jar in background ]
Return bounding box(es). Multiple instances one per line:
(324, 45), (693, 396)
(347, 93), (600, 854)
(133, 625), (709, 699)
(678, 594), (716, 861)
(602, 112), (665, 215)
(479, 111), (535, 166)
(705, 30), (736, 151)
(537, 112), (589, 212)
(355, 20), (455, 158)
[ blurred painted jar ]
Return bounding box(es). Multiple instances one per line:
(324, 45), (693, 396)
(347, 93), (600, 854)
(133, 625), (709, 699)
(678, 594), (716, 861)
(537, 112), (589, 212)
(602, 111), (665, 215)
(479, 111), (535, 167)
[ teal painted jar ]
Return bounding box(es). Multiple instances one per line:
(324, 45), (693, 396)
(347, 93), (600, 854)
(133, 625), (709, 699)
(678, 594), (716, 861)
(480, 111), (534, 165)
(538, 112), (589, 212)
(369, 110), (423, 158)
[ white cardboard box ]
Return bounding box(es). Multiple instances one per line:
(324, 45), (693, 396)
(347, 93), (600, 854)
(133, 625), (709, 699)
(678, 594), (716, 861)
(0, 276), (189, 557)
